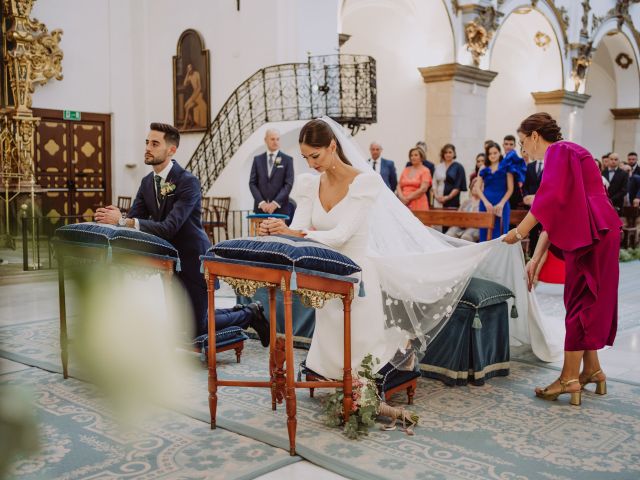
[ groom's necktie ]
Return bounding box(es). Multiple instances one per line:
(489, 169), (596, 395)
(268, 153), (274, 174)
(154, 175), (162, 208)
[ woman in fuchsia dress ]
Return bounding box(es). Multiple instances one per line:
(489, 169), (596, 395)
(504, 112), (621, 406)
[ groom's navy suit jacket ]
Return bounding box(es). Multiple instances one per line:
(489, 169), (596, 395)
(127, 160), (211, 333)
(249, 151), (294, 215)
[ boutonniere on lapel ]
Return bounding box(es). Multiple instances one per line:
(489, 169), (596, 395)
(275, 156), (283, 167)
(160, 180), (176, 197)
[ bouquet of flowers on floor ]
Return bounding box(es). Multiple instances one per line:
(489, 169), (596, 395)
(323, 354), (419, 439)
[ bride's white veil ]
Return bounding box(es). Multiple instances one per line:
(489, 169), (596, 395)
(318, 116), (534, 368)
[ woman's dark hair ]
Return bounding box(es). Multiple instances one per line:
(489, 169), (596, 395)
(517, 112), (563, 143)
(484, 141), (503, 167)
(298, 119), (351, 165)
(439, 143), (457, 162)
(475, 153), (486, 173)
(408, 147), (426, 163)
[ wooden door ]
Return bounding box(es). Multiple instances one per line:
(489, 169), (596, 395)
(33, 109), (111, 223)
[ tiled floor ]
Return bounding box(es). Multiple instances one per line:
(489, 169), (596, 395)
(1, 264), (639, 480)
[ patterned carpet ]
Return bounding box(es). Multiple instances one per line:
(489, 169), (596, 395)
(1, 368), (298, 480)
(2, 318), (640, 480)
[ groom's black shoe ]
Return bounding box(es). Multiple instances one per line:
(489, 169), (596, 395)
(247, 301), (270, 347)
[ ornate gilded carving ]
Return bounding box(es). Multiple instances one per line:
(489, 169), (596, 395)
(220, 276), (276, 297)
(580, 1), (591, 39)
(534, 31), (551, 49)
(571, 42), (593, 92)
(295, 288), (344, 309)
(615, 52), (633, 69)
(464, 6), (504, 66)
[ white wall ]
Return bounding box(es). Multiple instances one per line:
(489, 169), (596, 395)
(341, 0), (454, 169)
(31, 0), (338, 201)
(582, 43), (616, 158)
(486, 9), (563, 145)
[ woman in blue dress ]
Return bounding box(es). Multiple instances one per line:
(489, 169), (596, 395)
(477, 141), (516, 241)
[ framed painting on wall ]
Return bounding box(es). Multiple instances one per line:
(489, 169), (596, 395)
(173, 29), (210, 133)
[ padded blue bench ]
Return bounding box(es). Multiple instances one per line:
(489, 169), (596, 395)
(242, 277), (513, 387)
(192, 327), (250, 363)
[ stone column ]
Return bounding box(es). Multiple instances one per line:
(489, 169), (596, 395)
(530, 90), (590, 144)
(418, 63), (498, 175)
(610, 108), (640, 156)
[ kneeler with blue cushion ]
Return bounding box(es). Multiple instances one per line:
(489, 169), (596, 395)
(244, 277), (513, 388)
(192, 327), (250, 364)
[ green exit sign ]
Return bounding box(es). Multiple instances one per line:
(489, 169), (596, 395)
(63, 110), (81, 121)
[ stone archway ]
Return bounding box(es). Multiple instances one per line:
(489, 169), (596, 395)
(486, 6), (564, 144)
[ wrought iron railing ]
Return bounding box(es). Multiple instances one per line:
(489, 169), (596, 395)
(186, 54), (377, 193)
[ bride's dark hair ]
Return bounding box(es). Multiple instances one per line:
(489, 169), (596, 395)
(298, 119), (352, 166)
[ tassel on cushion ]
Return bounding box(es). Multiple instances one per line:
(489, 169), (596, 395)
(358, 276), (366, 297)
(106, 244), (112, 263)
(290, 266), (298, 291)
(511, 303), (518, 318)
(472, 311), (482, 329)
(176, 257), (181, 272)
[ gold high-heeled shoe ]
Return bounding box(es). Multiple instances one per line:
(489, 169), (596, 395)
(580, 369), (607, 395)
(535, 378), (582, 406)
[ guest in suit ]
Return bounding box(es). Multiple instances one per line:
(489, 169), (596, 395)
(627, 152), (640, 177)
(95, 123), (269, 344)
(249, 129), (294, 217)
(603, 152), (629, 213)
(368, 141), (397, 191)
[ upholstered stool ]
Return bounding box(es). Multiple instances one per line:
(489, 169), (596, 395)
(300, 361), (420, 405)
(192, 326), (249, 363)
(419, 278), (513, 386)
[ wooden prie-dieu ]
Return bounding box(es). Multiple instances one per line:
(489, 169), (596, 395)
(200, 256), (358, 456)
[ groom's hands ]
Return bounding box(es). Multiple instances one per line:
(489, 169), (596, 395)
(95, 205), (122, 225)
(257, 218), (305, 237)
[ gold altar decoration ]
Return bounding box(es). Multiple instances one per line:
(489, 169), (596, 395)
(0, 0), (63, 249)
(295, 287), (344, 309)
(220, 276), (277, 298)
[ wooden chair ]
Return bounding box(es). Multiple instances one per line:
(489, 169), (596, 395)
(621, 206), (639, 248)
(203, 196), (231, 242)
(117, 196), (132, 214)
(413, 209), (496, 240)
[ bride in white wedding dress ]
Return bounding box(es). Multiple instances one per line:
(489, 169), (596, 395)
(259, 118), (560, 380)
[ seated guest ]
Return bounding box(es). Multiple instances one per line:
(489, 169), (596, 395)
(397, 147), (432, 211)
(95, 122), (269, 345)
(603, 152), (628, 213)
(368, 141), (397, 191)
(446, 178), (481, 242)
(433, 144), (467, 208)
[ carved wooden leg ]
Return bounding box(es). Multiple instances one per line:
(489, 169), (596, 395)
(284, 288), (297, 456)
(342, 296), (353, 421)
(407, 383), (416, 405)
(269, 287), (278, 410)
(234, 342), (243, 363)
(207, 273), (218, 429)
(274, 337), (286, 405)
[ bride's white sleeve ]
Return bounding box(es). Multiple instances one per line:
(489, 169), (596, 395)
(305, 173), (381, 249)
(289, 174), (316, 231)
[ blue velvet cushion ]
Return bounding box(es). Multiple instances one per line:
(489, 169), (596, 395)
(459, 277), (513, 309)
(55, 222), (179, 264)
(209, 235), (361, 276)
(192, 326), (249, 361)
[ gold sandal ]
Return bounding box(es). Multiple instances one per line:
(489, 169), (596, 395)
(580, 369), (607, 395)
(535, 378), (582, 406)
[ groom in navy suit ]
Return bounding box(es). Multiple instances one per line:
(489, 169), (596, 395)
(249, 129), (294, 218)
(95, 123), (269, 344)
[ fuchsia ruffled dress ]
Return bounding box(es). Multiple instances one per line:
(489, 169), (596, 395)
(531, 141), (622, 351)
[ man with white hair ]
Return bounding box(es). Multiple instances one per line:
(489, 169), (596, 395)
(249, 128), (294, 216)
(368, 141), (397, 191)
